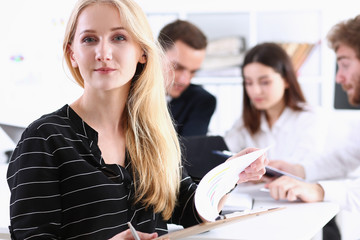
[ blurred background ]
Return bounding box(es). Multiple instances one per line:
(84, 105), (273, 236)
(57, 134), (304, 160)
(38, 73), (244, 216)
(1, 1), (359, 149)
(1, 0), (360, 239)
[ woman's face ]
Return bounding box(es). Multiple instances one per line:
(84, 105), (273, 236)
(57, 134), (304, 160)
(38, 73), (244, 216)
(243, 62), (288, 111)
(69, 3), (146, 92)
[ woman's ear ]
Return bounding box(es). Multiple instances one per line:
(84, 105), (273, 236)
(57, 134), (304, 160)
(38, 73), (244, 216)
(139, 52), (147, 64)
(285, 81), (290, 89)
(68, 44), (78, 68)
(282, 77), (289, 89)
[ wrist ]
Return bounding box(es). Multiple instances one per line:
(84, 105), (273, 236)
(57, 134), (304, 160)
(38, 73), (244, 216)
(294, 164), (306, 179)
(315, 183), (325, 201)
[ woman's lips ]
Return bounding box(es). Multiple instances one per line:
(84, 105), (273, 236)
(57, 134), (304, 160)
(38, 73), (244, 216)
(95, 67), (116, 73)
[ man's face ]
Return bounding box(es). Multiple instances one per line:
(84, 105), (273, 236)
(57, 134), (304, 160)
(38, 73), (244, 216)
(335, 44), (360, 105)
(165, 40), (206, 98)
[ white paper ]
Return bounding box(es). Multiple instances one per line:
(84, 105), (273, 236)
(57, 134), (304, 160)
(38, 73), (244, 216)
(221, 192), (253, 212)
(194, 147), (269, 221)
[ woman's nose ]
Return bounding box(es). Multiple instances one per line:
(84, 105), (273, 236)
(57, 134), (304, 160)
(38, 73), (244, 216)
(249, 84), (261, 94)
(96, 41), (112, 61)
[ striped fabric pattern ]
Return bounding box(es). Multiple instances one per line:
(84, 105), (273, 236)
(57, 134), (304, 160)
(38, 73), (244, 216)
(7, 105), (201, 240)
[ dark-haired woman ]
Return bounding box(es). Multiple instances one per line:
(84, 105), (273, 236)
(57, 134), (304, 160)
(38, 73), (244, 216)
(225, 42), (326, 164)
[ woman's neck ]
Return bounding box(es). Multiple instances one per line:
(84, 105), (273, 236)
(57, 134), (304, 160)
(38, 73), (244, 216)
(265, 101), (286, 128)
(70, 86), (130, 166)
(71, 87), (129, 132)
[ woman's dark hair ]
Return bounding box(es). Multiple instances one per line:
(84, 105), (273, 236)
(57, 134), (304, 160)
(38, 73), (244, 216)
(242, 42), (306, 134)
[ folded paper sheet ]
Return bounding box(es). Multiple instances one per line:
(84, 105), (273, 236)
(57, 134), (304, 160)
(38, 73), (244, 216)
(194, 147), (270, 221)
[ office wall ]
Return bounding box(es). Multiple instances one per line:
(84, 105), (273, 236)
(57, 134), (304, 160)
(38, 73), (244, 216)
(0, 0), (81, 126)
(1, 0), (359, 124)
(1, 0), (359, 157)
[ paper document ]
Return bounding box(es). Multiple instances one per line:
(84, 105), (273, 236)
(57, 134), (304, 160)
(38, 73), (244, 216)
(221, 192), (253, 213)
(194, 147), (270, 221)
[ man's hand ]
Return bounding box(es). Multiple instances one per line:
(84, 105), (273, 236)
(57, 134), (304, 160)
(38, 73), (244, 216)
(265, 176), (325, 203)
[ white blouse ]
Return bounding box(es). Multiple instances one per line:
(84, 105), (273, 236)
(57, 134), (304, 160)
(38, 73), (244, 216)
(224, 105), (327, 164)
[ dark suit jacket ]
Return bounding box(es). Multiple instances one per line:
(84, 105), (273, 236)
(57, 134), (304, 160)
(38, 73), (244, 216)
(168, 84), (216, 137)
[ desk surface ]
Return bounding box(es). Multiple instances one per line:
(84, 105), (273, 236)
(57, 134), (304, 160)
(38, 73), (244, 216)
(0, 166), (339, 240)
(170, 183), (339, 240)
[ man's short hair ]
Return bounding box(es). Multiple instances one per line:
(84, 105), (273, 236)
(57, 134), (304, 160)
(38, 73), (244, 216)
(158, 20), (207, 51)
(327, 15), (360, 59)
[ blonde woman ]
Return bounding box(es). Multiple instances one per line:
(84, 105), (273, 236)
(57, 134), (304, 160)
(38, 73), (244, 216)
(7, 0), (267, 239)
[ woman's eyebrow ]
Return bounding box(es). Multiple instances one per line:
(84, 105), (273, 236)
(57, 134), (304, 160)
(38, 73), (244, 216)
(79, 26), (126, 35)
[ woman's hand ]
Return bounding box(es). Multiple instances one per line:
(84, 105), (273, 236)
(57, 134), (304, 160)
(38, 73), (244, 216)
(109, 229), (158, 240)
(229, 147), (269, 183)
(268, 160), (305, 178)
(265, 176), (324, 202)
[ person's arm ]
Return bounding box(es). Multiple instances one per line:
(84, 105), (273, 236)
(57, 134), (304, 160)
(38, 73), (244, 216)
(304, 139), (360, 181)
(266, 175), (360, 213)
(318, 178), (360, 212)
(267, 160), (305, 178)
(181, 93), (216, 136)
(169, 166), (202, 228)
(265, 176), (324, 202)
(7, 127), (62, 239)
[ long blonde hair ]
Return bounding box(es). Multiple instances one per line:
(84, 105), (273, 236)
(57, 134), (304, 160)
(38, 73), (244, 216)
(63, 0), (181, 220)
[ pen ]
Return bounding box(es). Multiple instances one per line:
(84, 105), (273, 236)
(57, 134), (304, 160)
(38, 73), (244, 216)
(212, 150), (234, 158)
(127, 222), (140, 240)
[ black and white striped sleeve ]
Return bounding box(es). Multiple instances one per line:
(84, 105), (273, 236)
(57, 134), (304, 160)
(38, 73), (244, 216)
(170, 166), (202, 227)
(7, 125), (63, 239)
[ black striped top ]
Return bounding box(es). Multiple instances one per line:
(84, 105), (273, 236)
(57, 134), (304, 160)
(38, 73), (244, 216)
(7, 105), (201, 240)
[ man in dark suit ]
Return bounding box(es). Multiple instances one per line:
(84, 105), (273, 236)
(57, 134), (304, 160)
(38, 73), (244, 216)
(158, 20), (216, 137)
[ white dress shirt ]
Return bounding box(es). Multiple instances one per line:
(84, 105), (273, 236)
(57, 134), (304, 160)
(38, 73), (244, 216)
(304, 123), (360, 211)
(224, 105), (327, 164)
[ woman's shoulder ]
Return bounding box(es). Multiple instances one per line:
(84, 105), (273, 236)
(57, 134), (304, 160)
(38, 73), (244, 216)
(229, 117), (246, 131)
(24, 105), (72, 138)
(286, 103), (321, 116)
(286, 104), (326, 125)
(225, 117), (247, 139)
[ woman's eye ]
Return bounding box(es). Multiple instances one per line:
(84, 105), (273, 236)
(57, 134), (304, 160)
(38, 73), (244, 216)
(244, 81), (252, 86)
(114, 35), (125, 41)
(82, 37), (96, 43)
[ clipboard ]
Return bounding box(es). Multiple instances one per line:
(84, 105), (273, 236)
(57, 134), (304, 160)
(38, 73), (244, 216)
(155, 207), (284, 239)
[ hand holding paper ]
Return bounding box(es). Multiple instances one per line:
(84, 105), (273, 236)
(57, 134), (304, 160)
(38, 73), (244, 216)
(195, 147), (269, 221)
